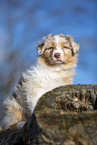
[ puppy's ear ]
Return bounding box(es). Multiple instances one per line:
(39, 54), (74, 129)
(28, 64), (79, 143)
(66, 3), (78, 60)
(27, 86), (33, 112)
(36, 41), (45, 55)
(36, 33), (52, 55)
(71, 41), (80, 54)
(42, 33), (52, 41)
(66, 34), (80, 55)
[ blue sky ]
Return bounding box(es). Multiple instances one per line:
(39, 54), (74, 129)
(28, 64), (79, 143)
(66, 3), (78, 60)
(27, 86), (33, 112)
(0, 0), (97, 96)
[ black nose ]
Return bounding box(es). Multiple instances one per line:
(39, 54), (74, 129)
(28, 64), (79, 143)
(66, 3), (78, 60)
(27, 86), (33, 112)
(54, 53), (61, 58)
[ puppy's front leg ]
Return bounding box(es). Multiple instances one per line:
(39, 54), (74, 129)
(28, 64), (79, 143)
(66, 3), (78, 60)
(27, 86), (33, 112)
(25, 90), (45, 114)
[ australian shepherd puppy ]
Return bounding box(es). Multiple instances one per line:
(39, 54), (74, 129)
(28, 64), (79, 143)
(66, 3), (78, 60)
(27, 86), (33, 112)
(0, 33), (79, 130)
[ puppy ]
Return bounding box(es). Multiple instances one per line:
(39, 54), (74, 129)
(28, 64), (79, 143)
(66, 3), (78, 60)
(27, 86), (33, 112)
(0, 33), (79, 130)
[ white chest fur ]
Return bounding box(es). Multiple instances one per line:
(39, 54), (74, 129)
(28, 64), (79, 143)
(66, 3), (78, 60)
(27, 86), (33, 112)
(22, 59), (76, 113)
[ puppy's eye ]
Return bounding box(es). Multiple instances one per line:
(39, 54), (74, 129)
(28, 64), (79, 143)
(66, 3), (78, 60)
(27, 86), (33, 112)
(50, 47), (54, 49)
(63, 46), (68, 49)
(63, 46), (66, 48)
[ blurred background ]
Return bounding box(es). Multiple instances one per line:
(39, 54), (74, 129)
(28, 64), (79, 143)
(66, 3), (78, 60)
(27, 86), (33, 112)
(0, 0), (97, 103)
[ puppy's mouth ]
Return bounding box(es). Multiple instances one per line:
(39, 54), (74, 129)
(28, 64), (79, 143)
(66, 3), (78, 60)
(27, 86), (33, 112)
(55, 59), (64, 64)
(50, 56), (65, 65)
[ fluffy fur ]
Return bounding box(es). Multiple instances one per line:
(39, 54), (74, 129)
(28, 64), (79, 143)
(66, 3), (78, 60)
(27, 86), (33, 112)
(0, 33), (79, 130)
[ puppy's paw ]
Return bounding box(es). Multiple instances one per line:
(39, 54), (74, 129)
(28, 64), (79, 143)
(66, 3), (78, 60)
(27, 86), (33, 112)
(17, 121), (26, 129)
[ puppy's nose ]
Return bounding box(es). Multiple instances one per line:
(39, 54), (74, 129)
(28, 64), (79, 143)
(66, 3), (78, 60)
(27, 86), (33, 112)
(54, 53), (61, 58)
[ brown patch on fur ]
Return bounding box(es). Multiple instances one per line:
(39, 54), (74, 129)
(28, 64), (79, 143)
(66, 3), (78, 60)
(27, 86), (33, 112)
(60, 41), (70, 48)
(38, 56), (45, 64)
(64, 55), (77, 67)
(9, 106), (23, 122)
(44, 38), (56, 49)
(14, 109), (22, 122)
(63, 49), (74, 63)
(2, 104), (23, 129)
(38, 55), (56, 66)
(40, 50), (56, 66)
(51, 41), (56, 48)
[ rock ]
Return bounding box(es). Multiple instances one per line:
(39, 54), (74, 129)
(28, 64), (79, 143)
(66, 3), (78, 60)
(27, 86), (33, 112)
(0, 84), (97, 145)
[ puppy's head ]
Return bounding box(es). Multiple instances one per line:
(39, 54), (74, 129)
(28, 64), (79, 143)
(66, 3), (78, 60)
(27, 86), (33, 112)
(36, 33), (80, 66)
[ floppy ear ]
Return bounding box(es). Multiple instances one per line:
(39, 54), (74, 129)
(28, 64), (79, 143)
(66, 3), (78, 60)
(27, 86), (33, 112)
(71, 41), (80, 54)
(66, 34), (80, 55)
(36, 33), (52, 55)
(36, 41), (45, 55)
